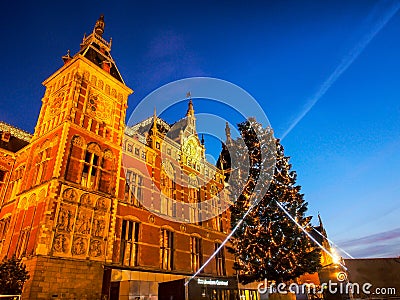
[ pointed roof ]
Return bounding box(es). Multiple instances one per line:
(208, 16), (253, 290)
(73, 15), (124, 83)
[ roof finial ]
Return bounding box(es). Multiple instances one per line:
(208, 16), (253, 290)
(62, 50), (72, 64)
(94, 14), (105, 36)
(201, 134), (205, 145)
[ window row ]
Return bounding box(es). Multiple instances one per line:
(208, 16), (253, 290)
(119, 221), (226, 275)
(124, 143), (147, 160)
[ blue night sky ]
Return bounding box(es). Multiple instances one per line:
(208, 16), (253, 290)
(1, 0), (399, 258)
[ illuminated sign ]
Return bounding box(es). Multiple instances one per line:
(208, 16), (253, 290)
(197, 278), (229, 286)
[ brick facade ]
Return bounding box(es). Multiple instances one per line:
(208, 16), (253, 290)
(0, 16), (239, 300)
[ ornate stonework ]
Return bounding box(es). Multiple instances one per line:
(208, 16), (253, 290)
(72, 237), (87, 255)
(53, 234), (69, 253)
(62, 188), (78, 202)
(56, 205), (75, 232)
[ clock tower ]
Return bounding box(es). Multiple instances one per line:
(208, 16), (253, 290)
(34, 14), (132, 142)
(4, 15), (133, 299)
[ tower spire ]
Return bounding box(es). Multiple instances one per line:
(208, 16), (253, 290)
(94, 14), (105, 36)
(186, 92), (194, 117)
(225, 122), (232, 142)
(152, 107), (158, 133)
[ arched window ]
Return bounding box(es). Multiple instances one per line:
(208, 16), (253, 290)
(34, 147), (51, 186)
(81, 143), (101, 189)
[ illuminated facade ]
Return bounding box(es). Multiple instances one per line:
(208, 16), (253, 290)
(0, 16), (243, 300)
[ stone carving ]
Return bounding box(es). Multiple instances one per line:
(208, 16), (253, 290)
(57, 206), (75, 232)
(148, 215), (155, 224)
(71, 135), (84, 147)
(62, 188), (78, 202)
(92, 218), (105, 237)
(103, 150), (113, 159)
(80, 193), (93, 207)
(72, 237), (87, 255)
(75, 211), (92, 234)
(53, 234), (68, 253)
(96, 198), (108, 211)
(89, 239), (102, 257)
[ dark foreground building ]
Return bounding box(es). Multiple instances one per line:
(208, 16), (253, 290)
(345, 258), (400, 299)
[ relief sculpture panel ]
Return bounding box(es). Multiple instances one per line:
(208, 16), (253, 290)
(56, 205), (76, 232)
(53, 234), (69, 254)
(75, 209), (93, 235)
(89, 239), (103, 257)
(71, 237), (87, 256)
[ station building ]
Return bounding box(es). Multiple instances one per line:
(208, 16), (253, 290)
(0, 15), (259, 300)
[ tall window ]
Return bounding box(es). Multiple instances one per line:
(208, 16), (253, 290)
(189, 179), (201, 224)
(190, 236), (202, 272)
(215, 243), (226, 276)
(215, 214), (224, 232)
(15, 228), (30, 258)
(34, 148), (51, 186)
(160, 171), (176, 216)
(161, 173), (176, 199)
(81, 145), (101, 189)
(0, 170), (6, 198)
(0, 217), (10, 242)
(160, 229), (174, 270)
(0, 217), (10, 254)
(4, 166), (25, 202)
(124, 170), (143, 206)
(120, 220), (139, 266)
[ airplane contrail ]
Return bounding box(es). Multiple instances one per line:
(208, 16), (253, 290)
(281, 1), (400, 140)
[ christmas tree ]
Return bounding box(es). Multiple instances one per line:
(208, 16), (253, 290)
(228, 119), (321, 284)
